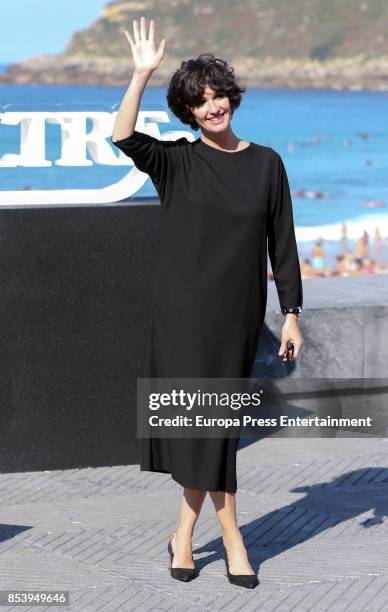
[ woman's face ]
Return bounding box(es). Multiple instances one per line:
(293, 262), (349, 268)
(190, 86), (232, 132)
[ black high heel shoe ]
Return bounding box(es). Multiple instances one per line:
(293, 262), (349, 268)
(223, 546), (259, 589)
(168, 533), (197, 582)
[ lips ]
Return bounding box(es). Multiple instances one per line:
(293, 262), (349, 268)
(208, 113), (225, 124)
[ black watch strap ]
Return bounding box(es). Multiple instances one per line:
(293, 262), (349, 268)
(281, 306), (303, 317)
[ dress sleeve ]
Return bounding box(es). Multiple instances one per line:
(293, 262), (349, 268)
(110, 130), (170, 192)
(267, 151), (303, 311)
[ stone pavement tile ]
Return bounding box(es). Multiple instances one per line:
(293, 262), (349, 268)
(0, 547), (129, 590)
(0, 435), (387, 610)
(0, 489), (186, 529)
(244, 576), (388, 612)
(0, 465), (176, 506)
(71, 583), (204, 612)
(237, 452), (388, 495)
(233, 490), (388, 546)
(305, 575), (388, 612)
(2, 578), (386, 612)
(237, 438), (388, 465)
(250, 540), (388, 586)
(0, 583), (203, 612)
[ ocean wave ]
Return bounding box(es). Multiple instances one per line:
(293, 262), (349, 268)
(295, 212), (388, 242)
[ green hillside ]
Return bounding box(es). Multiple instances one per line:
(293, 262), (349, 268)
(64, 0), (388, 61)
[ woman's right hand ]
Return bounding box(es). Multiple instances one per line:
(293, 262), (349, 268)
(124, 16), (166, 76)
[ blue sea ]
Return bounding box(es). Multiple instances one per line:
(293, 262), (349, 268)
(1, 79), (388, 264)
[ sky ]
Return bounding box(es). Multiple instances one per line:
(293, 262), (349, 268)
(0, 0), (108, 64)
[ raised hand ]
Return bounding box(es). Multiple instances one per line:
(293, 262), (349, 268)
(123, 16), (166, 76)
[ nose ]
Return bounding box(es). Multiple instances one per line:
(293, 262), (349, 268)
(207, 100), (220, 115)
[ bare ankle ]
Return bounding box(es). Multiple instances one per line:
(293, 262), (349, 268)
(222, 531), (244, 547)
(175, 526), (193, 540)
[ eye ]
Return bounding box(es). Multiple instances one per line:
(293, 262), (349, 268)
(198, 93), (224, 104)
(194, 92), (226, 108)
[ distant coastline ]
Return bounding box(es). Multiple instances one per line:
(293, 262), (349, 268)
(1, 54), (388, 90)
(2, 0), (388, 90)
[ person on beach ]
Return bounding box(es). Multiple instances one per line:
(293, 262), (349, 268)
(374, 227), (381, 258)
(111, 17), (303, 589)
(300, 258), (314, 278)
(340, 222), (348, 254)
(311, 239), (326, 275)
(363, 258), (376, 274)
(334, 254), (346, 276)
(354, 230), (369, 265)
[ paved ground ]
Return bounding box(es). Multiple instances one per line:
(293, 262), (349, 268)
(0, 436), (388, 611)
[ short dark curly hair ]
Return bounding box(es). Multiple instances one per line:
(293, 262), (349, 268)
(166, 53), (246, 131)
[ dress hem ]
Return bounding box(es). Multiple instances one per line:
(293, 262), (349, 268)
(139, 466), (237, 494)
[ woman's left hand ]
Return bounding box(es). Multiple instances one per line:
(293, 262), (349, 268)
(278, 315), (303, 361)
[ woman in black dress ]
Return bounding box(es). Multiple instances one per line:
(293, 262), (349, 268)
(112, 17), (303, 588)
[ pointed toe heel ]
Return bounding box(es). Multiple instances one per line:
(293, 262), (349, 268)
(168, 537), (197, 582)
(224, 548), (259, 589)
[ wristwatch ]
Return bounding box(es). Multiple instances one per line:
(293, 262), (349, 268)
(281, 306), (303, 319)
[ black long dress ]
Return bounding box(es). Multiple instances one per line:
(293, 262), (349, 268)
(111, 130), (303, 492)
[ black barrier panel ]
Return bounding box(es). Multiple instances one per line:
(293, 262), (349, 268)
(0, 202), (161, 472)
(2, 203), (388, 472)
